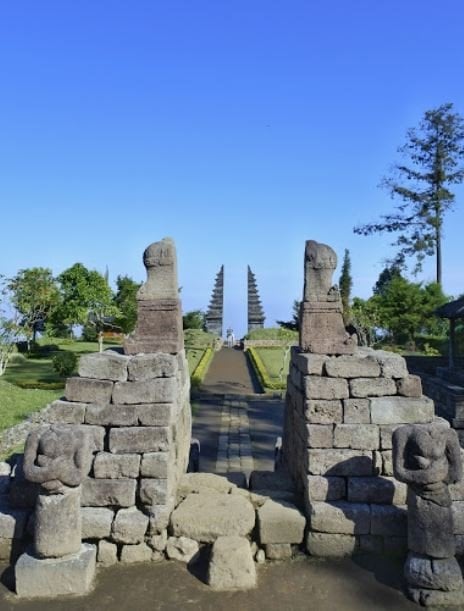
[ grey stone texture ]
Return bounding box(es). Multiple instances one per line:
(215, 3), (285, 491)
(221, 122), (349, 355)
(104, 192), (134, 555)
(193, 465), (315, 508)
(78, 352), (129, 382)
(397, 375), (422, 397)
(405, 552), (463, 591)
(343, 399), (370, 424)
(15, 543), (96, 598)
(0, 507), (28, 539)
(306, 532), (357, 556)
(304, 377), (349, 400)
(306, 424), (333, 448)
(333, 424), (379, 450)
(65, 377), (114, 405)
(81, 507), (114, 539)
(307, 449), (374, 476)
(170, 492), (255, 543)
(347, 477), (407, 505)
(370, 504), (407, 537)
(371, 397), (434, 424)
(97, 540), (118, 566)
(35, 487), (82, 558)
(109, 427), (170, 453)
(112, 507), (149, 544)
(306, 475), (345, 502)
(93, 452), (141, 479)
(294, 352), (328, 376)
(120, 542), (153, 564)
(45, 400), (86, 424)
(208, 536), (256, 590)
(85, 404), (138, 426)
(140, 452), (170, 478)
(309, 501), (370, 535)
(265, 543), (292, 560)
(139, 478), (169, 505)
(113, 378), (176, 405)
(136, 403), (175, 426)
(349, 378), (397, 398)
(257, 499), (305, 544)
(166, 536), (199, 563)
(81, 478), (137, 507)
(305, 400), (343, 424)
(325, 355), (380, 378)
(127, 353), (177, 381)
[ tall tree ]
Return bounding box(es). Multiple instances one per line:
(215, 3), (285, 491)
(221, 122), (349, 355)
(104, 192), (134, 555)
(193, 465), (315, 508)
(114, 275), (141, 333)
(182, 310), (205, 331)
(7, 267), (59, 345)
(338, 249), (352, 324)
(354, 103), (464, 285)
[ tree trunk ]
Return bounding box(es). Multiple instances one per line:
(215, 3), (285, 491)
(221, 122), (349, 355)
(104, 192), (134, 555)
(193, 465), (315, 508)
(436, 224), (442, 286)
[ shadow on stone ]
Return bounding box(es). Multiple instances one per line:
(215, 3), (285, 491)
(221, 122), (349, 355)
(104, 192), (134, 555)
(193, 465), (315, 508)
(186, 544), (211, 585)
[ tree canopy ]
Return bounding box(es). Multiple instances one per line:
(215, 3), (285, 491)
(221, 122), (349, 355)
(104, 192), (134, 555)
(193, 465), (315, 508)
(354, 103), (464, 284)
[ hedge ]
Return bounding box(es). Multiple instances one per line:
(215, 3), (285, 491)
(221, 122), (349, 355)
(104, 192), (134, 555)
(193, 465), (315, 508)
(247, 347), (286, 391)
(190, 347), (215, 389)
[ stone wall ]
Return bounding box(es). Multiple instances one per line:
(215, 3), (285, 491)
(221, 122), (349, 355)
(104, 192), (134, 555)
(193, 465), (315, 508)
(282, 346), (464, 556)
(0, 348), (191, 565)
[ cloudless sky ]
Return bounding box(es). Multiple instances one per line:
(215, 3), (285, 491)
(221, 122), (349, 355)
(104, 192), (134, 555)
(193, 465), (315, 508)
(1, 1), (464, 336)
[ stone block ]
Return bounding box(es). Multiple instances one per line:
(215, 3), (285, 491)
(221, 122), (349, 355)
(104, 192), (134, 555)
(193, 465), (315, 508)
(309, 501), (370, 534)
(65, 377), (113, 404)
(97, 540), (118, 566)
(381, 451), (393, 476)
(139, 479), (169, 505)
(109, 427), (170, 453)
(370, 504), (407, 536)
(35, 488), (81, 558)
(450, 480), (464, 501)
(79, 425), (105, 453)
(85, 404), (138, 426)
(334, 424), (379, 450)
(380, 425), (400, 450)
(306, 475), (345, 501)
(347, 477), (407, 504)
(343, 399), (370, 424)
(81, 507), (114, 539)
(136, 403), (175, 426)
(112, 378), (176, 405)
(120, 542), (152, 563)
(81, 478), (136, 507)
(248, 471), (294, 492)
(397, 375), (422, 397)
(359, 534), (383, 554)
(304, 377), (349, 400)
(306, 532), (357, 556)
(170, 492), (255, 543)
(370, 397), (434, 424)
(78, 352), (129, 382)
(405, 552), (463, 591)
(124, 298), (183, 355)
(149, 503), (174, 534)
(257, 499), (305, 544)
(0, 507), (28, 539)
(306, 424), (333, 448)
(407, 588), (464, 607)
(15, 543), (96, 598)
(112, 507), (149, 544)
(265, 543), (292, 560)
(208, 536), (256, 590)
(140, 453), (170, 478)
(148, 529), (167, 552)
(127, 353), (177, 381)
(349, 378), (397, 398)
(307, 449), (374, 476)
(325, 355), (380, 378)
(383, 536), (407, 556)
(93, 452), (141, 479)
(453, 501), (464, 534)
(166, 536), (199, 563)
(45, 400), (86, 424)
(305, 400), (343, 424)
(371, 350), (408, 379)
(295, 352), (328, 376)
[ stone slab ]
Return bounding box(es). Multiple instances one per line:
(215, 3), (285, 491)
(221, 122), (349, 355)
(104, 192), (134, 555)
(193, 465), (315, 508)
(0, 507), (28, 539)
(305, 400), (343, 424)
(309, 501), (370, 535)
(166, 536), (199, 563)
(78, 352), (129, 382)
(97, 540), (118, 566)
(304, 377), (349, 400)
(85, 404), (138, 426)
(347, 476), (407, 504)
(15, 543), (96, 598)
(81, 478), (136, 507)
(343, 399), (370, 424)
(307, 449), (374, 476)
(120, 542), (153, 563)
(294, 353), (328, 376)
(112, 378), (176, 405)
(140, 453), (170, 478)
(306, 424), (333, 448)
(257, 499), (305, 544)
(370, 397), (434, 424)
(127, 353), (177, 381)
(45, 400), (86, 424)
(325, 355), (380, 378)
(349, 378), (397, 398)
(112, 507), (149, 544)
(370, 504), (407, 537)
(208, 536), (256, 590)
(306, 475), (345, 501)
(333, 424), (379, 450)
(397, 375), (422, 397)
(139, 478), (169, 505)
(93, 452), (141, 479)
(109, 427), (170, 453)
(65, 377), (113, 404)
(306, 532), (357, 556)
(81, 507), (114, 539)
(136, 403), (175, 426)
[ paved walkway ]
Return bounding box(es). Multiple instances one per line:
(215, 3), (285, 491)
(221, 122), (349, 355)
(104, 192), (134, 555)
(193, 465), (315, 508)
(192, 347), (283, 475)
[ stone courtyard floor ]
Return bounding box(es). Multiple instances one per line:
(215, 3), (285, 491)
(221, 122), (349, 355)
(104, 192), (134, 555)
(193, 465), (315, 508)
(0, 553), (420, 611)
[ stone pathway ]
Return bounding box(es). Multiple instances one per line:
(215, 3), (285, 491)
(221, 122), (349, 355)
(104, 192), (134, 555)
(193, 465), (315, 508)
(201, 347), (261, 395)
(215, 398), (253, 473)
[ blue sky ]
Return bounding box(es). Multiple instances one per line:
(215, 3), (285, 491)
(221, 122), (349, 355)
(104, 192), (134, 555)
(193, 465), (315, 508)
(1, 1), (463, 336)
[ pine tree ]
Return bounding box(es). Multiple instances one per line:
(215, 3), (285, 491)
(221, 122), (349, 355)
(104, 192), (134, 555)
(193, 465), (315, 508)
(339, 249), (352, 324)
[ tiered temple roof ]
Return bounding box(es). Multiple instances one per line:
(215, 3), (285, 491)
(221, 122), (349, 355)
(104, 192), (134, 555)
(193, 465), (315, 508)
(247, 266), (265, 333)
(205, 265), (224, 337)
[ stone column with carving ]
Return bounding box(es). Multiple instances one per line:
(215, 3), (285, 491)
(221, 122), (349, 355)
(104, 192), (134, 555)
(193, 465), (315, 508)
(393, 420), (464, 607)
(15, 425), (96, 598)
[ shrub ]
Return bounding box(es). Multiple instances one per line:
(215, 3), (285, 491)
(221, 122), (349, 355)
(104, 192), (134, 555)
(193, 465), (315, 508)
(244, 327), (298, 341)
(184, 329), (218, 349)
(247, 347), (286, 391)
(190, 347), (214, 389)
(14, 380), (65, 390)
(52, 352), (78, 377)
(82, 323), (98, 342)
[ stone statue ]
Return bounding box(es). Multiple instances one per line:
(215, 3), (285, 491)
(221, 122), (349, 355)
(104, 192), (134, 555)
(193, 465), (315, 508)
(24, 425), (91, 493)
(299, 240), (355, 354)
(23, 426), (91, 559)
(124, 237), (183, 354)
(137, 237), (178, 300)
(393, 419), (464, 606)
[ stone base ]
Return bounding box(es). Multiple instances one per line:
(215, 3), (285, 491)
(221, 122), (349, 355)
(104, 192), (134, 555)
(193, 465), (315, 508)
(15, 543), (96, 598)
(407, 587), (464, 607)
(299, 302), (355, 355)
(124, 299), (183, 354)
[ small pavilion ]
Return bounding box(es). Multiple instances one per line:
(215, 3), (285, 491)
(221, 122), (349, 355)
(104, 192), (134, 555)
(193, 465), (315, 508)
(436, 296), (464, 371)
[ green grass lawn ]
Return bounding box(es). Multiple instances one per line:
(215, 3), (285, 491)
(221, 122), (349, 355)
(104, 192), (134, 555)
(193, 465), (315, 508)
(0, 379), (62, 432)
(254, 347), (291, 382)
(186, 348), (206, 374)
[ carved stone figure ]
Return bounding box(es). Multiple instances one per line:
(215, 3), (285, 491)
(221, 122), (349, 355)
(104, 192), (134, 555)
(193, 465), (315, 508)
(393, 420), (464, 606)
(124, 238), (183, 354)
(23, 426), (91, 559)
(299, 240), (355, 354)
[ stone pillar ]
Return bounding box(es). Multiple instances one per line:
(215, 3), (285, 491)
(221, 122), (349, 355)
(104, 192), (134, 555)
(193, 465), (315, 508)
(124, 237), (183, 354)
(393, 421), (464, 607)
(15, 426), (96, 598)
(282, 239), (440, 557)
(205, 265), (224, 337)
(247, 266), (265, 333)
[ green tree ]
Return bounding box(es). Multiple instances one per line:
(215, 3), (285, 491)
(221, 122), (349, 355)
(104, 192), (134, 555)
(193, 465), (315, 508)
(351, 296), (382, 347)
(113, 275), (141, 333)
(56, 263), (116, 334)
(354, 103), (464, 285)
(7, 267), (59, 345)
(182, 310), (205, 330)
(373, 264), (402, 296)
(338, 249), (352, 324)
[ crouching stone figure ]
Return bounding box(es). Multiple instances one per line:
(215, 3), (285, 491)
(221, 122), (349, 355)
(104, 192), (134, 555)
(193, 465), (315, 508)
(393, 419), (464, 607)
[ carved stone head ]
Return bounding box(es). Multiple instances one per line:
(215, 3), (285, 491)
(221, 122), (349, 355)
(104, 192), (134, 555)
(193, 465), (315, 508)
(137, 237), (178, 300)
(303, 240), (340, 302)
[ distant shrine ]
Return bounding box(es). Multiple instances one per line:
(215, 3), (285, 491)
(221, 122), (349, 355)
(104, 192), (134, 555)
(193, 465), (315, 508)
(204, 265), (265, 337)
(205, 265), (224, 336)
(247, 266), (265, 333)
